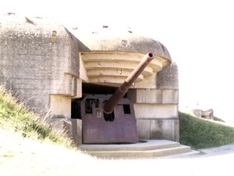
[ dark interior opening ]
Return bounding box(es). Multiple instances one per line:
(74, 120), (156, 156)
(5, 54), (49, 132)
(103, 112), (115, 122)
(72, 83), (125, 119)
(82, 83), (117, 95)
(85, 98), (99, 114)
(123, 104), (131, 114)
(71, 98), (82, 119)
(82, 83), (128, 97)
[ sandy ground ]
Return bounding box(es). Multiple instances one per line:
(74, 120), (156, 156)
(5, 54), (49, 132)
(1, 127), (234, 176)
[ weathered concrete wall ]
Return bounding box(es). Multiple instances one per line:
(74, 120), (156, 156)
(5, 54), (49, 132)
(157, 62), (179, 89)
(128, 62), (179, 141)
(136, 119), (179, 141)
(0, 14), (81, 117)
(63, 119), (82, 146)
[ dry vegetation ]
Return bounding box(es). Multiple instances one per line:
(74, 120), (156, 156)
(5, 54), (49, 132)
(0, 85), (73, 147)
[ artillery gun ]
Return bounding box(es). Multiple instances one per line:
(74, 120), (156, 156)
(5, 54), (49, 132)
(73, 53), (154, 144)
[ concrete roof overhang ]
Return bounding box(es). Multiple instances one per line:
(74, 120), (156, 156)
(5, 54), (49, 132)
(72, 26), (172, 86)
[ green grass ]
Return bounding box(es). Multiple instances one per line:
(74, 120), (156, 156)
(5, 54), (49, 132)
(0, 85), (73, 147)
(179, 111), (234, 149)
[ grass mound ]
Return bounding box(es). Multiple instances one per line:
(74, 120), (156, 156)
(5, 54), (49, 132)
(179, 111), (234, 149)
(0, 85), (72, 147)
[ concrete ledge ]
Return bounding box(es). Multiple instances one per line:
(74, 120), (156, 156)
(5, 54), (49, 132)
(128, 89), (178, 104)
(134, 104), (178, 118)
(79, 140), (191, 159)
(80, 140), (179, 151)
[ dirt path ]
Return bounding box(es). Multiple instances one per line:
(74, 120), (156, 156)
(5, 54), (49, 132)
(1, 127), (234, 176)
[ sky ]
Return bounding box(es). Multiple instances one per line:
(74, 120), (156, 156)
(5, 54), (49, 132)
(1, 0), (234, 121)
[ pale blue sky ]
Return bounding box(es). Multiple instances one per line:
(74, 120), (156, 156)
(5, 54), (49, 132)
(1, 0), (234, 120)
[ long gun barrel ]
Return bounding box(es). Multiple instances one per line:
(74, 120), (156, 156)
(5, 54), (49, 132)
(103, 52), (154, 115)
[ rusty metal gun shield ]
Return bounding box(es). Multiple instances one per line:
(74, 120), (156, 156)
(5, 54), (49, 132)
(81, 95), (139, 144)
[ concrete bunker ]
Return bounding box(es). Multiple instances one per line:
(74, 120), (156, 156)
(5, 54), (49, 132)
(0, 14), (179, 146)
